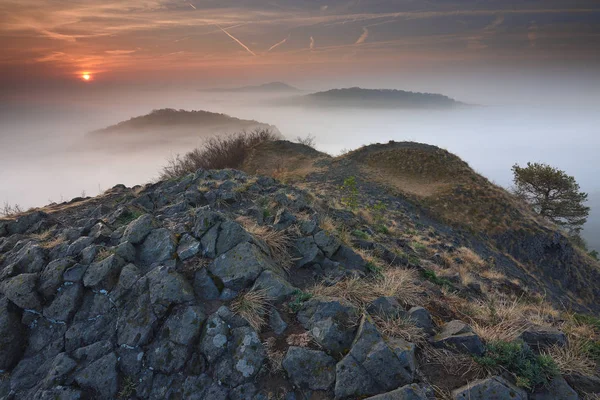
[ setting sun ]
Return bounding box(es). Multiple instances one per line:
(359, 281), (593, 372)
(82, 73), (91, 81)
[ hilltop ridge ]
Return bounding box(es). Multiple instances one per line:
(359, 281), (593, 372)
(0, 139), (598, 399)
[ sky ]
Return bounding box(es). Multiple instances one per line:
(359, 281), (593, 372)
(1, 0), (600, 91)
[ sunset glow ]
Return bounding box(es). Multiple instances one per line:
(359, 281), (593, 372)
(82, 74), (91, 81)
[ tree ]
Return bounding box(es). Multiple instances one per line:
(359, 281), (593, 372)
(512, 162), (590, 235)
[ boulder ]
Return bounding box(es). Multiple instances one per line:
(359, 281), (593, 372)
(0, 297), (25, 370)
(565, 373), (600, 394)
(74, 352), (119, 399)
(193, 268), (221, 300)
(117, 288), (158, 347)
(282, 347), (336, 391)
(43, 283), (83, 322)
(365, 384), (428, 400)
(1, 273), (42, 310)
(209, 242), (273, 291)
(147, 265), (195, 310)
(314, 230), (342, 258)
(269, 308), (288, 335)
(82, 254), (125, 290)
(432, 320), (484, 356)
(408, 307), (435, 335)
(161, 305), (205, 346)
(215, 221), (253, 256)
(177, 234), (201, 260)
(11, 242), (46, 274)
(192, 209), (224, 238)
(452, 376), (527, 400)
(121, 214), (155, 244)
(519, 326), (567, 351)
(199, 314), (230, 363)
(367, 296), (404, 319)
(66, 236), (94, 258)
(139, 228), (177, 265)
(39, 258), (74, 299)
(293, 236), (324, 267)
(253, 270), (296, 302)
(146, 339), (189, 374)
(530, 376), (579, 400)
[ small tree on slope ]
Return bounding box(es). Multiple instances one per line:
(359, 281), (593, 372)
(512, 162), (590, 236)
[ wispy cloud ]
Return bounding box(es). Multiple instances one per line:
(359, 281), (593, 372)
(216, 25), (257, 56)
(528, 21), (538, 47)
(105, 49), (136, 55)
(355, 27), (369, 44)
(310, 36), (315, 50)
(188, 3), (196, 10)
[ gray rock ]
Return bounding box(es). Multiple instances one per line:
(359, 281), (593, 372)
(6, 211), (48, 235)
(121, 214), (155, 244)
(177, 234), (201, 260)
(253, 270), (296, 302)
(12, 242), (46, 274)
(199, 314), (230, 363)
(117, 346), (144, 376)
(298, 297), (359, 354)
(299, 218), (318, 235)
(39, 353), (77, 389)
(408, 307), (435, 335)
(335, 316), (415, 398)
(66, 236), (94, 258)
(367, 296), (403, 319)
(215, 326), (266, 387)
(139, 228), (177, 265)
(89, 222), (112, 243)
(63, 263), (87, 282)
(39, 258), (74, 299)
(220, 288), (238, 300)
(72, 340), (113, 365)
(1, 273), (42, 310)
(216, 221), (253, 256)
(282, 347), (336, 390)
(194, 268), (221, 300)
(230, 383), (258, 400)
(0, 297), (25, 370)
(200, 223), (220, 258)
(519, 326), (567, 351)
(147, 265), (194, 308)
(332, 245), (367, 272)
(74, 352), (118, 399)
(565, 373), (600, 394)
(117, 288), (157, 347)
(365, 384), (428, 400)
(269, 308), (288, 335)
(433, 320), (485, 356)
(82, 254), (125, 290)
(43, 283), (83, 322)
(274, 209), (297, 230)
(181, 374), (215, 400)
(192, 209), (224, 238)
(314, 230), (342, 258)
(452, 376), (527, 400)
(530, 376), (579, 400)
(209, 242), (273, 291)
(79, 245), (98, 265)
(293, 237), (324, 267)
(110, 263), (141, 301)
(162, 305), (205, 346)
(34, 386), (83, 400)
(146, 339), (189, 373)
(65, 314), (115, 352)
(115, 241), (136, 263)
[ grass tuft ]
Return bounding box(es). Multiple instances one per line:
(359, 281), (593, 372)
(231, 288), (271, 331)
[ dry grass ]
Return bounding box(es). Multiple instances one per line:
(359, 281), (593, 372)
(421, 345), (487, 378)
(236, 217), (294, 272)
(286, 332), (316, 348)
(472, 319), (528, 342)
(480, 269), (507, 281)
(319, 215), (337, 232)
(231, 288), (271, 331)
(1, 202), (24, 218)
(544, 339), (597, 376)
(95, 247), (115, 262)
(372, 315), (427, 345)
(161, 129), (279, 179)
(309, 277), (373, 308)
(263, 337), (285, 373)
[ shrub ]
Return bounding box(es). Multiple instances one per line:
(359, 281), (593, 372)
(295, 134), (316, 148)
(475, 340), (559, 390)
(340, 176), (359, 210)
(160, 129), (279, 179)
(288, 290), (312, 313)
(1, 202), (24, 217)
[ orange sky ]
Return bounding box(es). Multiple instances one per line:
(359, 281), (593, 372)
(1, 0), (599, 86)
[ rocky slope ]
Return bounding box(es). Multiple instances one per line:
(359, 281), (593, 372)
(0, 141), (599, 400)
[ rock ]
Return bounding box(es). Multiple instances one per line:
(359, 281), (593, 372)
(39, 258), (74, 299)
(82, 254), (125, 290)
(11, 242), (46, 274)
(146, 339), (189, 373)
(200, 223), (220, 258)
(192, 209), (224, 238)
(274, 209), (297, 230)
(0, 297), (25, 370)
(314, 230), (342, 258)
(519, 326), (567, 351)
(72, 340), (113, 365)
(1, 273), (42, 310)
(229, 383), (258, 400)
(89, 222), (112, 243)
(199, 314), (230, 363)
(74, 352), (119, 399)
(6, 211), (48, 235)
(293, 236), (324, 267)
(117, 287), (157, 347)
(335, 316), (416, 399)
(432, 320), (484, 356)
(34, 386), (83, 400)
(110, 263), (141, 301)
(66, 236), (94, 258)
(408, 307), (435, 335)
(299, 218), (318, 235)
(161, 305), (205, 346)
(216, 221), (253, 256)
(365, 384), (428, 400)
(63, 263), (87, 282)
(565, 373), (600, 394)
(269, 308), (288, 335)
(331, 245), (367, 272)
(121, 214), (155, 244)
(367, 296), (403, 319)
(253, 270), (296, 302)
(530, 376), (578, 400)
(209, 242), (273, 291)
(214, 326), (266, 386)
(452, 376), (527, 400)
(139, 228), (177, 265)
(147, 265), (194, 309)
(282, 347), (336, 390)
(298, 297), (359, 354)
(43, 283), (83, 322)
(38, 353), (77, 389)
(194, 268), (221, 300)
(115, 241), (136, 263)
(177, 234), (201, 260)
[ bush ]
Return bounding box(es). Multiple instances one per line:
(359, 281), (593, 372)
(160, 129), (279, 180)
(295, 134), (316, 148)
(475, 340), (559, 390)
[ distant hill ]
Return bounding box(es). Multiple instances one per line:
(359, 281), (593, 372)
(284, 87), (464, 109)
(583, 192), (600, 252)
(92, 108), (277, 136)
(204, 82), (301, 93)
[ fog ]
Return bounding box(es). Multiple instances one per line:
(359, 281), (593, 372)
(1, 77), (599, 245)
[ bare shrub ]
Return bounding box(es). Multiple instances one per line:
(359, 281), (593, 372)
(1, 202), (24, 217)
(160, 129), (280, 180)
(295, 134), (316, 148)
(263, 337), (285, 373)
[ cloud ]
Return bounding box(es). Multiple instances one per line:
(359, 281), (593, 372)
(35, 51), (67, 62)
(105, 50), (136, 55)
(267, 34), (290, 52)
(528, 21), (538, 47)
(310, 36), (315, 50)
(188, 3), (196, 10)
(355, 27), (368, 44)
(216, 25), (257, 56)
(484, 15), (504, 31)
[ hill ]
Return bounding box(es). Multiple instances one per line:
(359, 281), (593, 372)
(284, 87), (464, 109)
(0, 138), (599, 399)
(92, 108), (277, 135)
(204, 82), (301, 93)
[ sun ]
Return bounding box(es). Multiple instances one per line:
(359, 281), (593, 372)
(81, 73), (91, 81)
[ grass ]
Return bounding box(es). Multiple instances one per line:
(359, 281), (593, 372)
(161, 129), (279, 180)
(115, 208), (145, 226)
(263, 336), (285, 373)
(373, 315), (427, 345)
(231, 288), (271, 331)
(352, 229), (370, 240)
(1, 202), (24, 218)
(475, 340), (559, 390)
(287, 290), (312, 313)
(95, 247), (115, 262)
(118, 376), (137, 399)
(236, 216), (294, 272)
(421, 269), (454, 289)
(544, 339), (597, 376)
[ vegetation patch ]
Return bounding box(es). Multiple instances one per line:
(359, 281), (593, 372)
(287, 290), (312, 313)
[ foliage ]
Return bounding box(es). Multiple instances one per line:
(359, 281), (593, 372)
(352, 229), (370, 240)
(421, 269), (453, 288)
(341, 176), (359, 210)
(371, 201), (387, 226)
(288, 290), (312, 313)
(161, 129), (279, 179)
(475, 340), (559, 390)
(115, 208), (145, 226)
(589, 250), (599, 261)
(512, 162), (589, 234)
(365, 261), (383, 276)
(295, 134), (316, 148)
